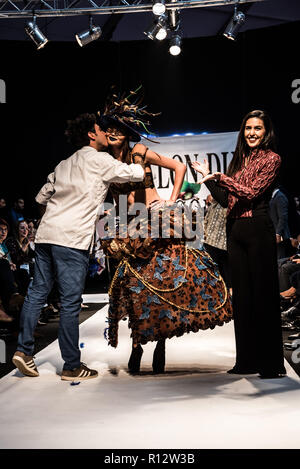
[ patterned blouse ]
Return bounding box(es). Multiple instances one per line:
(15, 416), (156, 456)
(206, 149), (281, 219)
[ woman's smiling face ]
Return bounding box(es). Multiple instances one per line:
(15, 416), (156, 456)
(244, 117), (266, 149)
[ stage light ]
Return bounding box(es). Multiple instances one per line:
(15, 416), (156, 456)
(223, 6), (245, 41)
(152, 0), (165, 16)
(144, 15), (167, 41)
(25, 16), (48, 49)
(156, 25), (167, 41)
(169, 34), (181, 55)
(75, 17), (102, 47)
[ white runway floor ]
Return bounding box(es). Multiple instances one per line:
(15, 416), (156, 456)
(1, 294), (300, 449)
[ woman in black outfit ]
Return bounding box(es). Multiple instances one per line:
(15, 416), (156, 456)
(192, 110), (286, 379)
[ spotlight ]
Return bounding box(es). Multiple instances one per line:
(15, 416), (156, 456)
(76, 17), (102, 47)
(152, 0), (165, 16)
(156, 25), (167, 41)
(144, 15), (167, 41)
(223, 6), (245, 41)
(25, 16), (48, 49)
(169, 34), (181, 56)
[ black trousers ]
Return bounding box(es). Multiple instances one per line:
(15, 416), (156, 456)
(290, 270), (300, 295)
(204, 243), (231, 288)
(227, 215), (285, 374)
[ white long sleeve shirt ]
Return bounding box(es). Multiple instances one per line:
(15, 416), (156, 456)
(35, 145), (144, 250)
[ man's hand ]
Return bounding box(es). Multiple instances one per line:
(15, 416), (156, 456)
(292, 258), (300, 264)
(198, 172), (222, 185)
(9, 262), (16, 271)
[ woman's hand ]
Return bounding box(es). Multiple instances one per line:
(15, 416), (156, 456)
(198, 172), (222, 184)
(191, 159), (210, 177)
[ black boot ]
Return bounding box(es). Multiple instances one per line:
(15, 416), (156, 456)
(128, 344), (143, 374)
(152, 339), (166, 374)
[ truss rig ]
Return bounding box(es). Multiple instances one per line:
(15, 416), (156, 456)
(0, 0), (264, 19)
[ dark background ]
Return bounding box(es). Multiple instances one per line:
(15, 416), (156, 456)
(0, 19), (299, 215)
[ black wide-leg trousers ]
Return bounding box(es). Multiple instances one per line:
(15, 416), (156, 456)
(227, 215), (285, 374)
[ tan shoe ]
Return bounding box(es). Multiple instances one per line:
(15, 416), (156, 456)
(12, 351), (39, 377)
(280, 287), (297, 299)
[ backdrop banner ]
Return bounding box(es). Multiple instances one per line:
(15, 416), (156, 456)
(147, 131), (238, 203)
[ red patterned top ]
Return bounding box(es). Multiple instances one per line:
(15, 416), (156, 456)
(218, 149), (281, 218)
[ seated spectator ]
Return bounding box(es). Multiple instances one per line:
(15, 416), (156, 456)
(5, 219), (35, 296)
(280, 257), (300, 300)
(277, 235), (300, 260)
(8, 197), (25, 228)
(0, 195), (9, 223)
(26, 218), (38, 250)
(0, 218), (24, 321)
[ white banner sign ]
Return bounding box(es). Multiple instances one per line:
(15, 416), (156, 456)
(147, 131), (238, 203)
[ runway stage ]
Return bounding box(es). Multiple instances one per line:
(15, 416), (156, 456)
(1, 295), (300, 449)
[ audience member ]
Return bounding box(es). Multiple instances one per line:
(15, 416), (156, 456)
(5, 219), (35, 296)
(9, 197), (25, 227)
(0, 218), (24, 321)
(0, 195), (9, 223)
(280, 257), (300, 300)
(27, 219), (38, 250)
(269, 186), (291, 259)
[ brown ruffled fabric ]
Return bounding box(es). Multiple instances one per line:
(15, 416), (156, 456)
(101, 205), (232, 347)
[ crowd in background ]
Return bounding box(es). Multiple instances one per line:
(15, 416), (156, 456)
(0, 197), (62, 336)
(1, 189), (300, 343)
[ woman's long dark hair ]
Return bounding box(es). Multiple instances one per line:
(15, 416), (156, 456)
(227, 110), (277, 177)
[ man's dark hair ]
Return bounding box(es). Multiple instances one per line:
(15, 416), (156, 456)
(65, 113), (97, 148)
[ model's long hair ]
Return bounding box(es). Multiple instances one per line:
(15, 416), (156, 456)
(227, 110), (277, 177)
(121, 138), (132, 165)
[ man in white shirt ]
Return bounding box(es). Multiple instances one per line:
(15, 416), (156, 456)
(12, 113), (144, 381)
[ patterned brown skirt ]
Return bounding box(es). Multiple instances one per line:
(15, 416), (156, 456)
(101, 206), (232, 347)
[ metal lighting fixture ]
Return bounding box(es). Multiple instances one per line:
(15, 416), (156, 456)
(75, 16), (102, 47)
(223, 5), (245, 40)
(25, 15), (48, 49)
(152, 0), (165, 16)
(144, 14), (167, 41)
(168, 0), (180, 31)
(169, 34), (181, 55)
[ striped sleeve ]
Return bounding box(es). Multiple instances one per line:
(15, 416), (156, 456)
(218, 152), (281, 201)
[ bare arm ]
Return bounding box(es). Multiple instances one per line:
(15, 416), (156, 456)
(132, 143), (186, 202)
